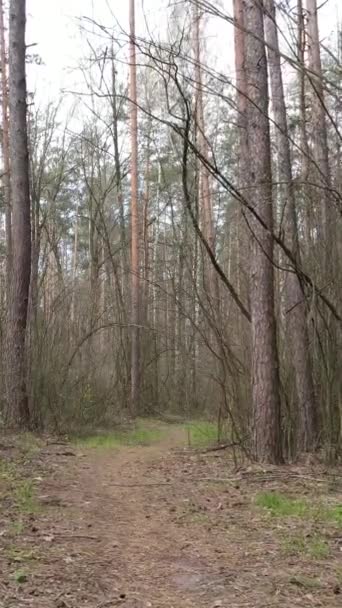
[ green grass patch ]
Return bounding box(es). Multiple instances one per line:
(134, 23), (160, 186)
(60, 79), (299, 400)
(256, 491), (342, 527)
(1, 459), (39, 515)
(9, 520), (25, 536)
(256, 491), (309, 518)
(6, 547), (37, 563)
(184, 421), (219, 447)
(20, 433), (42, 454)
(289, 575), (321, 589)
(14, 481), (39, 514)
(307, 537), (330, 559)
(323, 504), (342, 526)
(75, 433), (123, 449)
(73, 419), (223, 450)
(283, 534), (330, 559)
(187, 512), (211, 524)
(0, 460), (17, 482)
(12, 569), (29, 584)
(336, 567), (342, 584)
(124, 424), (165, 446)
(74, 420), (166, 449)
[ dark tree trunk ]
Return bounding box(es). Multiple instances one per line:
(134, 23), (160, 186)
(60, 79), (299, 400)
(193, 5), (216, 298)
(5, 0), (31, 427)
(0, 0), (12, 295)
(264, 0), (318, 452)
(305, 0), (332, 244)
(129, 0), (141, 414)
(244, 0), (282, 463)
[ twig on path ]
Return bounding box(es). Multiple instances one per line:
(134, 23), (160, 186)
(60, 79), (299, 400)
(97, 599), (123, 607)
(48, 532), (100, 541)
(200, 442), (240, 453)
(53, 592), (71, 607)
(106, 472), (332, 488)
(108, 477), (239, 488)
(45, 450), (76, 457)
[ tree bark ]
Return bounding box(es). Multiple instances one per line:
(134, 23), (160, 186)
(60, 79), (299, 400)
(193, 5), (216, 299)
(71, 199), (79, 324)
(233, 0), (248, 164)
(5, 0), (31, 427)
(264, 0), (318, 452)
(142, 136), (150, 329)
(111, 52), (129, 311)
(297, 0), (312, 255)
(233, 0), (250, 365)
(0, 0), (12, 295)
(305, 0), (332, 243)
(244, 0), (282, 463)
(129, 0), (141, 414)
(233, 0), (249, 220)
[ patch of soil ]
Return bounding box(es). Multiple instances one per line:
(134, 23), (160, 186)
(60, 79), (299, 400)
(0, 428), (341, 607)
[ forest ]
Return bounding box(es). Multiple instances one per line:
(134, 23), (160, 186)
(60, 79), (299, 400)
(0, 0), (341, 606)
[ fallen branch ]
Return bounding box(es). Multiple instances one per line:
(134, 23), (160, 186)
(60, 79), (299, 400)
(200, 442), (241, 453)
(105, 472), (332, 488)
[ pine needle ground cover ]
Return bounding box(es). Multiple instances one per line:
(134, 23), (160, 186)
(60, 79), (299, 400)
(0, 422), (341, 607)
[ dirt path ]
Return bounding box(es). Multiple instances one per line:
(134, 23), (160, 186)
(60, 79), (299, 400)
(46, 427), (233, 608)
(1, 426), (341, 607)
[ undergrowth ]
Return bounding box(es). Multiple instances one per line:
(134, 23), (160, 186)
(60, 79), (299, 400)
(74, 420), (166, 448)
(184, 421), (220, 447)
(256, 491), (341, 561)
(1, 453), (39, 516)
(282, 534), (330, 559)
(74, 419), (221, 449)
(256, 491), (342, 527)
(289, 574), (321, 589)
(256, 492), (308, 517)
(14, 481), (39, 513)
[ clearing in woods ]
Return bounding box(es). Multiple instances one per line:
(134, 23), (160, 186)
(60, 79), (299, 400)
(0, 420), (341, 608)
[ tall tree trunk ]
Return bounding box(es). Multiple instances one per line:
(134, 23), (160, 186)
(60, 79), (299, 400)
(233, 0), (249, 291)
(264, 0), (317, 452)
(71, 199), (79, 324)
(129, 0), (141, 414)
(297, 0), (312, 255)
(193, 5), (215, 299)
(244, 0), (282, 463)
(27, 189), (40, 330)
(233, 0), (248, 168)
(305, 0), (332, 243)
(0, 0), (12, 295)
(88, 193), (99, 328)
(233, 0), (250, 387)
(305, 0), (338, 453)
(111, 52), (128, 311)
(5, 0), (31, 427)
(142, 137), (150, 329)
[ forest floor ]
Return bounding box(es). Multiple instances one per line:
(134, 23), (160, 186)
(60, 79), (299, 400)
(0, 420), (341, 608)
